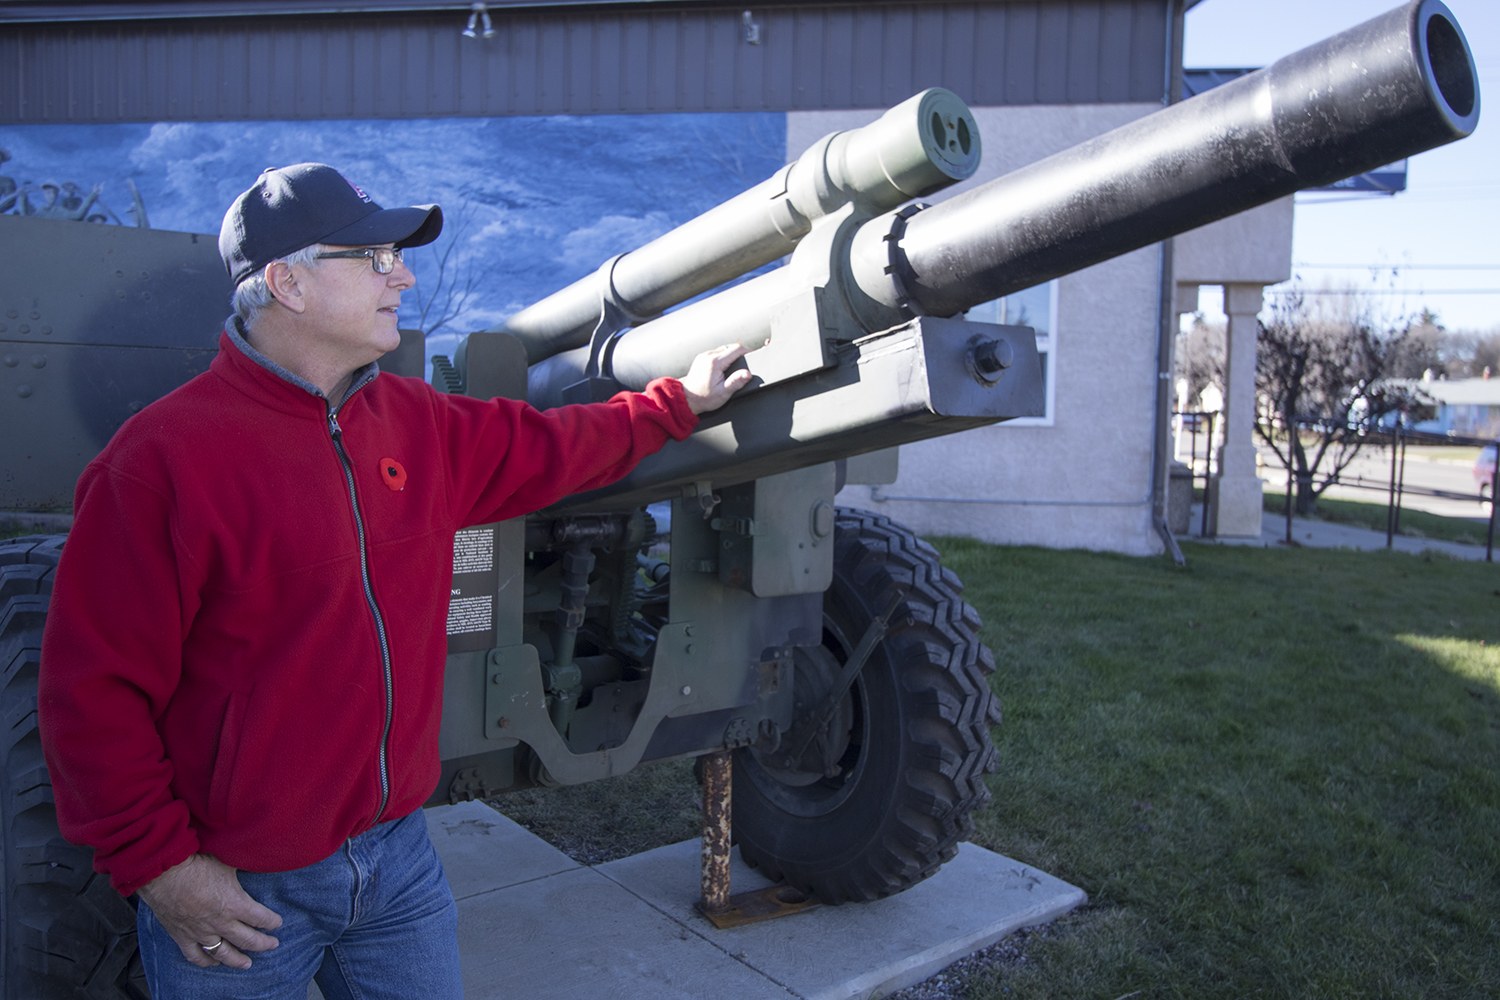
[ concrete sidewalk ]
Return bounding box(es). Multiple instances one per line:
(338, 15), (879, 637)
(1185, 505), (1494, 561)
(415, 801), (1085, 1000)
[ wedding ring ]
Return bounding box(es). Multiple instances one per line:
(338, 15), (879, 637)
(201, 938), (225, 954)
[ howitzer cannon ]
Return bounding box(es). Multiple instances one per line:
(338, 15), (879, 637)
(0, 1), (1479, 996)
(515, 0), (1478, 509)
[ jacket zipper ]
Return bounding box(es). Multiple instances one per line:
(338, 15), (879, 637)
(328, 402), (395, 825)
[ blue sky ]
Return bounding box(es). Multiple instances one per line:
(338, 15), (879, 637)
(1184, 0), (1498, 332)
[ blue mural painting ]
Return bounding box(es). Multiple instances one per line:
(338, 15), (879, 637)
(1, 113), (789, 362)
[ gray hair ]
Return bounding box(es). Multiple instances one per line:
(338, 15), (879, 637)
(230, 244), (325, 327)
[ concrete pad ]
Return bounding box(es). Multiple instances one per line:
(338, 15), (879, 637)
(423, 803), (791, 998)
(598, 839), (1087, 1000)
(324, 803), (1087, 1000)
(425, 799), (577, 897)
(455, 863), (796, 999)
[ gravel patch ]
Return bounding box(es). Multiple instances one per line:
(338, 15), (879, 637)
(887, 923), (1057, 999)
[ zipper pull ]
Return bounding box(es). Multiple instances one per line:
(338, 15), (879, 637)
(328, 410), (342, 439)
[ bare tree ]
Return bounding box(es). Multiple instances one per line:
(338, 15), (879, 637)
(411, 200), (482, 339)
(1176, 311), (1225, 409)
(1255, 286), (1432, 515)
(1388, 308), (1447, 378)
(1441, 329), (1500, 378)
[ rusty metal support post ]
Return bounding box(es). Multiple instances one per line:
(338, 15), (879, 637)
(699, 750), (732, 917)
(695, 749), (822, 929)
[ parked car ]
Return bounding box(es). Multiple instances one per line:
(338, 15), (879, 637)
(1476, 441), (1498, 500)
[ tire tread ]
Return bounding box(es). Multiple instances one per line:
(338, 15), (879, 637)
(1, 535), (148, 1000)
(734, 508), (1001, 903)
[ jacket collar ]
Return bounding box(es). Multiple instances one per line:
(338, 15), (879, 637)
(213, 317), (381, 416)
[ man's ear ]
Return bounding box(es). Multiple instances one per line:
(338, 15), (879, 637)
(264, 261), (308, 314)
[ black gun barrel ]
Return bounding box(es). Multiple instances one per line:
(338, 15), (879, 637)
(526, 0), (1479, 418)
(890, 0), (1478, 318)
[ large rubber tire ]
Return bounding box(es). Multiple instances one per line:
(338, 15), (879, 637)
(731, 508), (1001, 903)
(1, 535), (148, 1000)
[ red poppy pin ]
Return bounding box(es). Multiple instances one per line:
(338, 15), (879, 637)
(379, 457), (408, 492)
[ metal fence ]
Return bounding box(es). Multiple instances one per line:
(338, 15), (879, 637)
(1175, 410), (1496, 562)
(1332, 424), (1497, 562)
(1176, 407), (1494, 563)
(1173, 410), (1219, 538)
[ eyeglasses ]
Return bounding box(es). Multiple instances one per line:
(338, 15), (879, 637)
(315, 247), (405, 274)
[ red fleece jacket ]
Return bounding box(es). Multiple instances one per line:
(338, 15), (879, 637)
(38, 330), (696, 897)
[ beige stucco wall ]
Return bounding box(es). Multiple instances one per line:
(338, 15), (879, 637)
(788, 103), (1169, 555)
(1173, 198), (1294, 288)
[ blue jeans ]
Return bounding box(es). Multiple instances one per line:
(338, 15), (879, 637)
(137, 810), (462, 1000)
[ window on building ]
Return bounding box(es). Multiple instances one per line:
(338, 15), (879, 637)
(964, 280), (1056, 426)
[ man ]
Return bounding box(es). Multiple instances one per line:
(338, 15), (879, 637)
(38, 162), (750, 998)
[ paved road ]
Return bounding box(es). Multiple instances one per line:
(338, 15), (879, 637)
(1299, 444), (1489, 521)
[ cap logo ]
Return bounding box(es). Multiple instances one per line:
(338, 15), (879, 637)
(347, 180), (372, 203)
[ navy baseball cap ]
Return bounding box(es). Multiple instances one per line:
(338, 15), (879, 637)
(219, 163), (444, 285)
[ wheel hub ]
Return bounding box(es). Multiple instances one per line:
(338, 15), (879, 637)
(755, 643), (853, 784)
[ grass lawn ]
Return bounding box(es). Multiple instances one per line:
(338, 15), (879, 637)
(939, 539), (1500, 1000)
(500, 539), (1500, 998)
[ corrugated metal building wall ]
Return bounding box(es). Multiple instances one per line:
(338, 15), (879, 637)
(0, 1), (1173, 123)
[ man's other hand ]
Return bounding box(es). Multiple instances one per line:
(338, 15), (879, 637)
(136, 853), (283, 970)
(680, 343), (753, 415)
